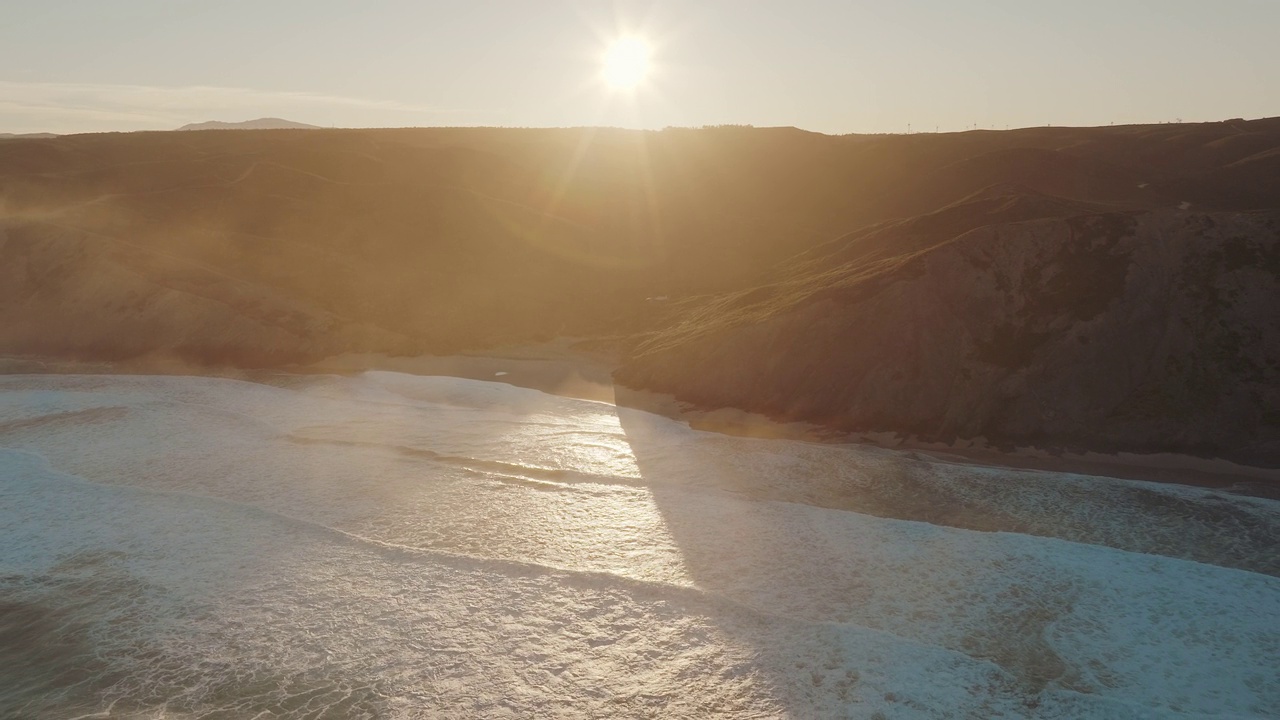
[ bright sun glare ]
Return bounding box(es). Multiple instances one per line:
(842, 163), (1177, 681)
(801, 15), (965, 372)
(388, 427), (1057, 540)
(601, 37), (652, 91)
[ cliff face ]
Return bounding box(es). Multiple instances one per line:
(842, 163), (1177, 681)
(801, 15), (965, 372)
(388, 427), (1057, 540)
(616, 210), (1280, 463)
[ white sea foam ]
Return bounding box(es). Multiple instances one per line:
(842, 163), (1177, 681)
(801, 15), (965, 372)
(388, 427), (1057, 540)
(1, 372), (1277, 718)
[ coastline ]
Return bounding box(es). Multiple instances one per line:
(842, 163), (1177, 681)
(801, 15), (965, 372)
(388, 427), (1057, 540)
(610, 385), (1280, 499)
(3, 348), (1276, 499)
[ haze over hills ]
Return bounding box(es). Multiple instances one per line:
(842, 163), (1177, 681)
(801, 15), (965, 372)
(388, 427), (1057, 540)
(1, 119), (1277, 463)
(176, 117), (321, 131)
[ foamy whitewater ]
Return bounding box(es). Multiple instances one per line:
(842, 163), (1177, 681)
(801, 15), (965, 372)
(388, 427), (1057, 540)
(1, 373), (1277, 718)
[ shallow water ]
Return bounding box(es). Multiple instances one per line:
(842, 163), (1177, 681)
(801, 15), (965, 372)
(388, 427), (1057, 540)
(1, 372), (1277, 718)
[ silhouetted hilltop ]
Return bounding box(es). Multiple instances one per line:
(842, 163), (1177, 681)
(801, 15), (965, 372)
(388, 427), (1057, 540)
(176, 118), (320, 131)
(2, 119), (1277, 461)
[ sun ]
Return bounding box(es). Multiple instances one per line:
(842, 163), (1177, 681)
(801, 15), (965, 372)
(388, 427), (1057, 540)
(601, 36), (652, 91)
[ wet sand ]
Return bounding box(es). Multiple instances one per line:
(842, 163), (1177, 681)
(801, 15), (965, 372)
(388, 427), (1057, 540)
(303, 346), (1280, 498)
(4, 345), (1276, 498)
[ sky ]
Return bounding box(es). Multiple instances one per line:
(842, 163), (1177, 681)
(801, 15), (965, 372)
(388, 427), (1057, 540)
(3, 0), (1279, 135)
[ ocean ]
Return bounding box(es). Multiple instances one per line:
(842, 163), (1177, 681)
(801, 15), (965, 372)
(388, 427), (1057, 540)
(1, 372), (1277, 718)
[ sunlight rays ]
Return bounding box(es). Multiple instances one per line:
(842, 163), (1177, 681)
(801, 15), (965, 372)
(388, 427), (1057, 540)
(601, 37), (652, 91)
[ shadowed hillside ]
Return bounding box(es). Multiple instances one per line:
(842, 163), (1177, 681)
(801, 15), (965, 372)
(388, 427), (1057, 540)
(3, 119), (1279, 460)
(617, 208), (1280, 464)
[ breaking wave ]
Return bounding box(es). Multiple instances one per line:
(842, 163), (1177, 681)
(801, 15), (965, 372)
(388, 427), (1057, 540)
(1, 372), (1277, 718)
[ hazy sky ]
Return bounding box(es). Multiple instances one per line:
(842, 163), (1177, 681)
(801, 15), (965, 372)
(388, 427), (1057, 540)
(4, 0), (1278, 135)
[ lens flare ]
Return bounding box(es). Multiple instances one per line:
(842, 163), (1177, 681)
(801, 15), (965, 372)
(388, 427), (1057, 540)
(601, 37), (652, 91)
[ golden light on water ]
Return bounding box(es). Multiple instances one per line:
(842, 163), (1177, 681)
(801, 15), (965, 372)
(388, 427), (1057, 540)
(601, 36), (652, 91)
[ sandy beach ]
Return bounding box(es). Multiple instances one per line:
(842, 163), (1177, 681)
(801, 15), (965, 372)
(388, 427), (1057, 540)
(6, 342), (1273, 498)
(310, 345), (1279, 498)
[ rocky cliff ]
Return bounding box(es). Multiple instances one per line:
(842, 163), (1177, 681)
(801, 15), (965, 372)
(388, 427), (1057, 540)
(616, 209), (1280, 463)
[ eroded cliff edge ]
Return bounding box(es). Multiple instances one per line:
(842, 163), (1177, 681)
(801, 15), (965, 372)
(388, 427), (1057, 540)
(616, 210), (1280, 464)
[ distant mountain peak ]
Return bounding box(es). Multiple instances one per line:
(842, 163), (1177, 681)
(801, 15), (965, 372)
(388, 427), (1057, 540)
(176, 118), (320, 131)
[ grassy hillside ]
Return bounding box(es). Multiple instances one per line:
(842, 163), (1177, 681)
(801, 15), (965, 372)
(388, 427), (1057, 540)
(617, 208), (1280, 463)
(3, 119), (1278, 459)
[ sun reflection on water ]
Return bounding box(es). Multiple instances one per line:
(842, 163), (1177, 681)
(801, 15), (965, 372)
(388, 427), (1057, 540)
(467, 405), (693, 587)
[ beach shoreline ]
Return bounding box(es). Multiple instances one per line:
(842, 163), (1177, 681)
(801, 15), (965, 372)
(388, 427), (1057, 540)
(3, 347), (1276, 499)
